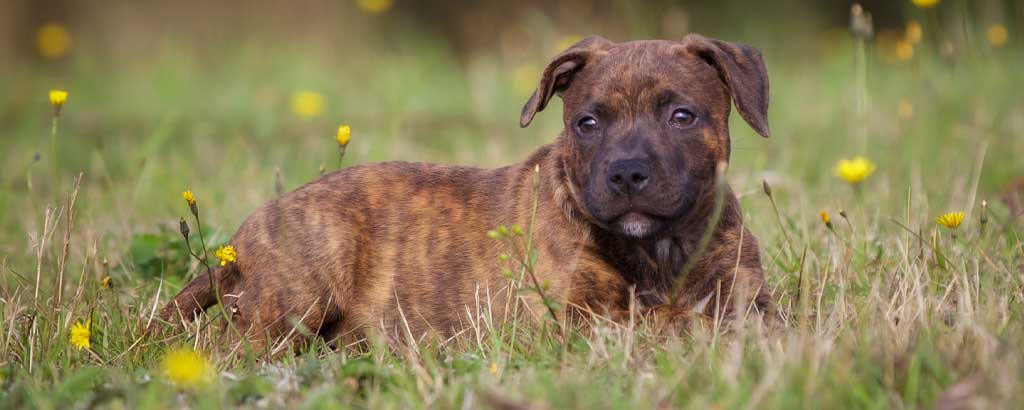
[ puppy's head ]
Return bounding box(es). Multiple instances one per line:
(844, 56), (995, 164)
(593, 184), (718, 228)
(521, 34), (770, 239)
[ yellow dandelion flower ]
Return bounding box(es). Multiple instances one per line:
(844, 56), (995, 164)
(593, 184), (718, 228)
(911, 0), (941, 9)
(337, 125), (352, 146)
(935, 211), (965, 229)
(161, 348), (213, 389)
(35, 23), (72, 59)
(895, 40), (914, 61)
(897, 99), (914, 120)
(182, 190), (196, 206)
(291, 91), (325, 118)
(489, 362), (499, 374)
(215, 245), (237, 266)
(835, 157), (877, 184)
(70, 320), (91, 350)
(356, 0), (393, 14)
(820, 210), (831, 225)
(49, 90), (68, 106)
(987, 24), (1008, 48)
(100, 276), (111, 289)
(905, 21), (923, 44)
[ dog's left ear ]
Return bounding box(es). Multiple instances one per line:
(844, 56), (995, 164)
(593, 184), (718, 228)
(520, 36), (613, 128)
(682, 34), (770, 137)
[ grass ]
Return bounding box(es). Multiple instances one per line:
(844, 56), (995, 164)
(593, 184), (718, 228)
(2, 12), (1024, 409)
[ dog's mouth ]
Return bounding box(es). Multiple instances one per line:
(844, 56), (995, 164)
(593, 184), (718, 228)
(613, 211), (663, 238)
(592, 195), (698, 239)
(581, 182), (695, 239)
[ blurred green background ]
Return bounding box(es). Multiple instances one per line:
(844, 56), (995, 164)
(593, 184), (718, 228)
(1, 0), (1022, 267)
(2, 2), (1024, 408)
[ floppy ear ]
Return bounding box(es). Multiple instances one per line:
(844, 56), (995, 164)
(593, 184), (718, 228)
(520, 36), (613, 128)
(682, 34), (770, 137)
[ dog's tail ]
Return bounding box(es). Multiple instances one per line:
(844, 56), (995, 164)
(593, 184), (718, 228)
(157, 264), (237, 325)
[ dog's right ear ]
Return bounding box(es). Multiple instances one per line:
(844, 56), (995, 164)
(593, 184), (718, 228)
(520, 36), (612, 128)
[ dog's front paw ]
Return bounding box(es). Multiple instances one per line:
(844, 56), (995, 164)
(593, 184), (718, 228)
(646, 305), (713, 336)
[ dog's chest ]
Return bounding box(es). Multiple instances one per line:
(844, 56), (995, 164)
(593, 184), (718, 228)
(596, 236), (685, 307)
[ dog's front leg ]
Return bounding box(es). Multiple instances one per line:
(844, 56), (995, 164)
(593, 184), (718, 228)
(614, 304), (715, 336)
(678, 224), (775, 323)
(564, 258), (711, 335)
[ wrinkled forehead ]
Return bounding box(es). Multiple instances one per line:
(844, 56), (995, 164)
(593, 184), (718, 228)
(564, 41), (728, 115)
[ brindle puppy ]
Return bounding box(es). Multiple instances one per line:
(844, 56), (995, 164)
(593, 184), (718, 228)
(160, 34), (774, 349)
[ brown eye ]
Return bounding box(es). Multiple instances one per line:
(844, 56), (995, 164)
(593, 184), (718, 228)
(576, 116), (600, 134)
(670, 109), (696, 127)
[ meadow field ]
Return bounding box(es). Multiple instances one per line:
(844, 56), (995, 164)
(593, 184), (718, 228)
(1, 0), (1023, 408)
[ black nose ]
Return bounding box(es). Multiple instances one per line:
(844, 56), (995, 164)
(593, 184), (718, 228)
(607, 159), (652, 195)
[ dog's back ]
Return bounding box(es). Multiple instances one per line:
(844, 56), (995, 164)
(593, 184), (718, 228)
(161, 158), (557, 346)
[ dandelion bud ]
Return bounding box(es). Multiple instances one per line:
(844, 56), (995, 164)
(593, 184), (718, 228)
(532, 164), (541, 189)
(980, 200), (989, 226)
(179, 217), (191, 239)
(498, 253), (509, 262)
(498, 225), (509, 236)
(849, 4), (873, 39)
(839, 210), (848, 219)
(511, 225), (523, 236)
(319, 163), (327, 176)
(486, 230), (500, 240)
(762, 179), (773, 198)
(941, 41), (956, 58)
(905, 21), (923, 44)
